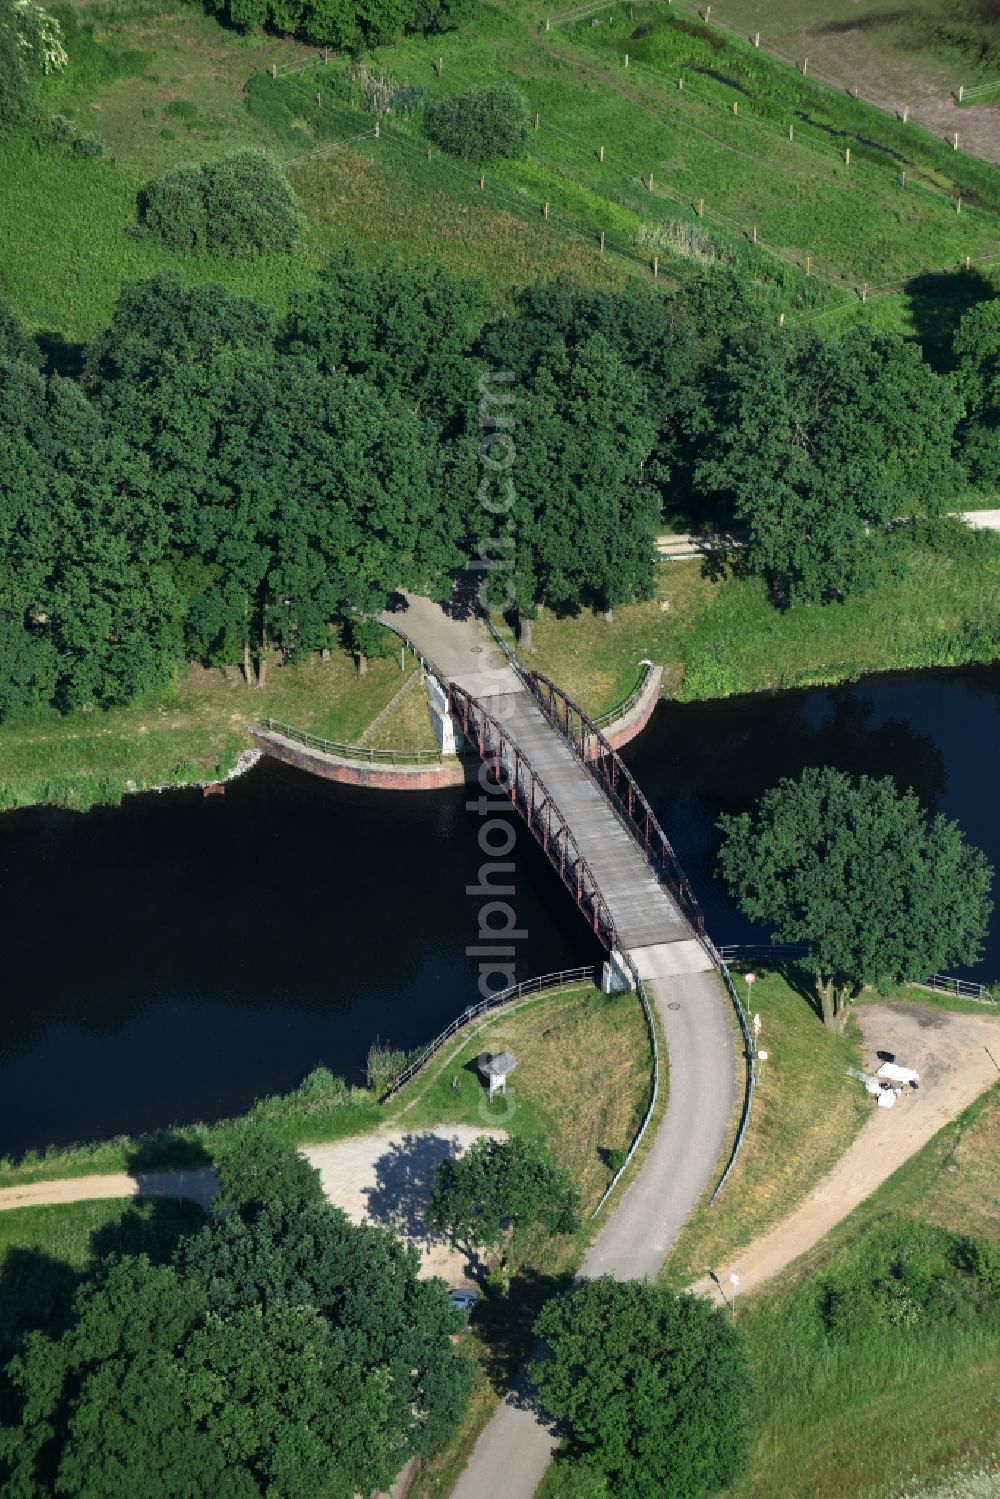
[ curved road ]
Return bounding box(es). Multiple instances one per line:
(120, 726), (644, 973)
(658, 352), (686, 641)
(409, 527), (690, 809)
(381, 593), (737, 1499)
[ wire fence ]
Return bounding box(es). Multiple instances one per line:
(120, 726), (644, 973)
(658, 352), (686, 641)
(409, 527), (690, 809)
(959, 80), (1000, 103)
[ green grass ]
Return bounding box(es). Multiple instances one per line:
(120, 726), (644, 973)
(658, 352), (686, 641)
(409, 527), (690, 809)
(513, 525), (1000, 720)
(392, 983), (652, 1214)
(0, 645), (420, 811)
(5, 0), (1000, 337)
(662, 968), (867, 1289)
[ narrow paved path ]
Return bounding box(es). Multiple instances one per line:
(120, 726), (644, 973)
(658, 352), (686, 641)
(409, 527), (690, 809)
(382, 593), (737, 1499)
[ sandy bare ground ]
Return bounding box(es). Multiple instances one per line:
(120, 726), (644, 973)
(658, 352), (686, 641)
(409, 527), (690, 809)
(0, 1127), (502, 1287)
(694, 1001), (1000, 1305)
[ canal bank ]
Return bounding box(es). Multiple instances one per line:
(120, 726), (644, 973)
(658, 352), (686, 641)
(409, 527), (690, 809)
(1, 658), (998, 1158)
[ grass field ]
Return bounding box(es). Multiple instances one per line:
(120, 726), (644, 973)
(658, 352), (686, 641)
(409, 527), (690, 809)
(510, 524), (1000, 719)
(3, 0), (999, 338)
(0, 643), (422, 811)
(663, 968), (867, 1288)
(395, 982), (652, 1216)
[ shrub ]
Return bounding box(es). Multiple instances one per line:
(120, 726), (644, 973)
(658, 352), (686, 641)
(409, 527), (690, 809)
(140, 148), (303, 257)
(425, 83), (531, 162)
(71, 132), (104, 158)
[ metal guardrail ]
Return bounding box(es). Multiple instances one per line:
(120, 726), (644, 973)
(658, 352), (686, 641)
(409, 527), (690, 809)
(591, 954), (660, 1219)
(258, 717), (446, 765)
(717, 942), (811, 962)
(381, 966), (599, 1099)
(591, 665), (657, 731)
(704, 938), (757, 1205)
(922, 973), (996, 1003)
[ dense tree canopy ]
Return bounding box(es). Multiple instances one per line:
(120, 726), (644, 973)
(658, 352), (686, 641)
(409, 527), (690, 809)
(717, 766), (993, 1024)
(530, 1278), (754, 1498)
(696, 327), (963, 602)
(953, 295), (1000, 485)
(0, 258), (987, 724)
(0, 1141), (472, 1496)
(205, 0), (472, 50)
(425, 84), (531, 162)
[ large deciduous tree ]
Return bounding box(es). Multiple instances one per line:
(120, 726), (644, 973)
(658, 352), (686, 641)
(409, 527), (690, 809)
(428, 1134), (579, 1282)
(530, 1278), (754, 1499)
(953, 295), (1000, 485)
(696, 327), (962, 603)
(717, 766), (993, 1025)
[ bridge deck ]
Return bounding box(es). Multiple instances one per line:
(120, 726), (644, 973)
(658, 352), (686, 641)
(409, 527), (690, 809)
(382, 593), (710, 974)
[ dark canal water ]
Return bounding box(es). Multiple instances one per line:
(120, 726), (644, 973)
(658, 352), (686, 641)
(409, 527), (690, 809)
(1, 663), (997, 1156)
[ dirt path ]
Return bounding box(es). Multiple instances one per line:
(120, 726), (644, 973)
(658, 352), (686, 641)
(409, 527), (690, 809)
(693, 1001), (1000, 1304)
(0, 1127), (501, 1286)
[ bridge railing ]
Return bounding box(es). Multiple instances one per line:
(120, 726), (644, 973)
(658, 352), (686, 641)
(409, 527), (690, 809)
(448, 683), (621, 954)
(526, 669), (706, 940)
(258, 718), (447, 765)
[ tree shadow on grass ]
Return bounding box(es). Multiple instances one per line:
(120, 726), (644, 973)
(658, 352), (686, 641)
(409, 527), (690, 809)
(904, 268), (995, 372)
(89, 1197), (209, 1267)
(775, 960), (824, 1023)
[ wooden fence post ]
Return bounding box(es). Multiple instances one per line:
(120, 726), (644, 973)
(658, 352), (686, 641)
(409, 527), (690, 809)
(436, 57), (443, 77)
(902, 105), (909, 122)
(805, 254), (813, 274)
(679, 76), (684, 90)
(599, 230), (605, 253)
(966, 254), (972, 269)
(624, 52), (629, 68)
(697, 197), (705, 216)
(844, 146), (851, 165)
(802, 56), (808, 75)
(479, 174), (485, 190)
(647, 173), (654, 190)
(271, 63), (277, 80)
(959, 84), (965, 102)
(653, 255), (659, 277)
(953, 132), (960, 150)
(789, 123), (794, 141)
(956, 195), (962, 213)
(861, 281), (868, 303)
(901, 170), (907, 188)
(752, 224), (757, 244)
(534, 112), (540, 130)
(779, 312), (785, 325)
(599, 144), (605, 163)
(543, 201), (549, 219)
(374, 119), (380, 137)
(732, 99), (739, 115)
(754, 31), (760, 47)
